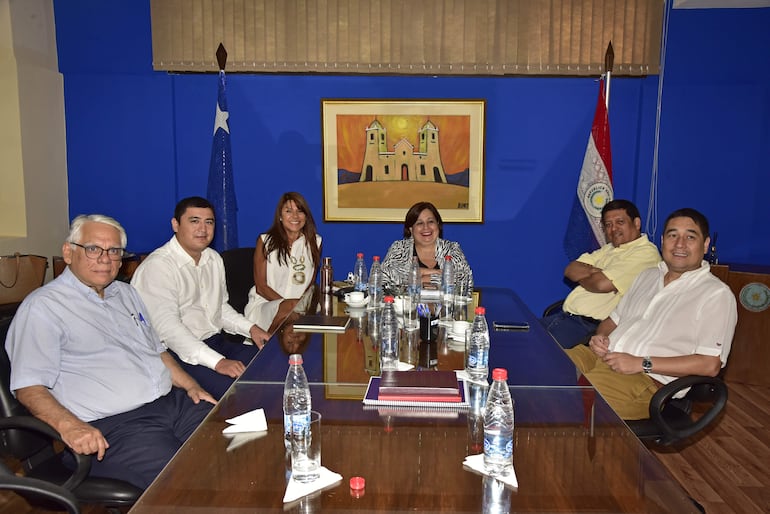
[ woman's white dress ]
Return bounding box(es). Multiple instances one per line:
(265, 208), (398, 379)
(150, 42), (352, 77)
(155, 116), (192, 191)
(243, 233), (321, 330)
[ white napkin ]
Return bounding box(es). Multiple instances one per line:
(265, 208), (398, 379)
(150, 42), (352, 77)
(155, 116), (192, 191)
(462, 453), (518, 488)
(454, 369), (488, 386)
(283, 466), (343, 503)
(224, 431), (267, 451)
(397, 361), (415, 371)
(222, 408), (268, 434)
(455, 369), (471, 382)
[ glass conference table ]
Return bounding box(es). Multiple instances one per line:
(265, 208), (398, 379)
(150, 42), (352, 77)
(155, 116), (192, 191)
(128, 287), (700, 513)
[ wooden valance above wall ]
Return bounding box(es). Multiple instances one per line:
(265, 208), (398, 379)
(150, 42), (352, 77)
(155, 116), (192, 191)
(150, 0), (663, 76)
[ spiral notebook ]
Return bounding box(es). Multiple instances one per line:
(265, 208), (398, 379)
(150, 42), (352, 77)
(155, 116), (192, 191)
(362, 373), (470, 409)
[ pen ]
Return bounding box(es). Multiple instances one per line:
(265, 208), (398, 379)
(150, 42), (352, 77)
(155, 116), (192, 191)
(138, 312), (147, 325)
(130, 313), (139, 326)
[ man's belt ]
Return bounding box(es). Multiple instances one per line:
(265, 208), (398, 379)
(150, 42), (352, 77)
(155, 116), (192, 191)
(566, 312), (601, 324)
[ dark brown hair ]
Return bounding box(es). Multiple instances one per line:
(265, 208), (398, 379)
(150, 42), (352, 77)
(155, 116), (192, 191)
(174, 196), (214, 222)
(601, 199), (641, 224)
(403, 201), (444, 238)
(263, 192), (321, 267)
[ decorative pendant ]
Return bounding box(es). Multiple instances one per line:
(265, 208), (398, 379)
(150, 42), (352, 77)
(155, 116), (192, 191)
(290, 255), (306, 285)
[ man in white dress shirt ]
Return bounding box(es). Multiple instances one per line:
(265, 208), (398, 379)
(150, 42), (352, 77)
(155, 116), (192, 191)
(566, 208), (737, 420)
(132, 197), (269, 398)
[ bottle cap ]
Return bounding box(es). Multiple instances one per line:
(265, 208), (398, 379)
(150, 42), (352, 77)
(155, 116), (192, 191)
(288, 354), (303, 365)
(383, 296), (394, 303)
(373, 255), (380, 261)
(350, 476), (365, 498)
(474, 306), (486, 315)
(357, 252), (363, 258)
(491, 368), (508, 381)
(444, 255), (452, 261)
(323, 257), (332, 265)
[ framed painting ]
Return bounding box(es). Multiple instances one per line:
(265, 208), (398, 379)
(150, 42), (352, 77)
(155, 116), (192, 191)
(322, 99), (485, 222)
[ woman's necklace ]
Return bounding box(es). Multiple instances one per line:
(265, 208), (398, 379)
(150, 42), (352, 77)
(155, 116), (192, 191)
(290, 254), (306, 285)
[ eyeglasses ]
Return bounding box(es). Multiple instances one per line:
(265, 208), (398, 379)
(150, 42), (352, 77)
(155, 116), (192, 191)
(69, 242), (125, 261)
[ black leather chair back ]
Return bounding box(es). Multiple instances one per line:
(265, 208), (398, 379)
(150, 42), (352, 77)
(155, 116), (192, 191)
(221, 247), (255, 314)
(0, 318), (50, 461)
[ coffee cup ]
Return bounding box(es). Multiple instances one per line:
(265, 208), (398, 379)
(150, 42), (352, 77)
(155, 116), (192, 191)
(344, 291), (365, 304)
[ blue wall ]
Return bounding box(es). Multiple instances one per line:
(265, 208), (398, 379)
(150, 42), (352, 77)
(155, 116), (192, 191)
(53, 1), (770, 314)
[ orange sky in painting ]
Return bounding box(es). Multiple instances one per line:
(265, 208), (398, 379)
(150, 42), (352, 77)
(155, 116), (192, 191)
(335, 114), (470, 174)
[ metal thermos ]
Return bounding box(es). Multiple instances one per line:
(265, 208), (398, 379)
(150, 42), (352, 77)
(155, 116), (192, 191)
(320, 257), (333, 315)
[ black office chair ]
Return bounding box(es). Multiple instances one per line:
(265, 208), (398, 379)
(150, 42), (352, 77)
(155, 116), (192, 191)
(542, 299), (565, 318)
(221, 247), (256, 314)
(626, 374), (728, 446)
(0, 317), (142, 512)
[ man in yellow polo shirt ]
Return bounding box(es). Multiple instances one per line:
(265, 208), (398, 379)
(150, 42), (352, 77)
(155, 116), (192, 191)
(543, 199), (661, 348)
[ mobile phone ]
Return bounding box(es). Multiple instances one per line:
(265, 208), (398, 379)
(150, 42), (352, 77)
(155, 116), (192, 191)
(493, 320), (530, 331)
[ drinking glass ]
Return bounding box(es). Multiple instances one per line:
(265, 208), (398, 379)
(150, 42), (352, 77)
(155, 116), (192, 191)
(290, 411), (321, 483)
(454, 275), (472, 321)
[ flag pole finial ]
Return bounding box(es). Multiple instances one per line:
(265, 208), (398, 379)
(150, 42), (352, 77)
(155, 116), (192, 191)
(604, 41), (614, 74)
(216, 43), (228, 71)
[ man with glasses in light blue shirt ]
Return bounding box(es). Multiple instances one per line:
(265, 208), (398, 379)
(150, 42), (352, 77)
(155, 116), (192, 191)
(5, 214), (215, 489)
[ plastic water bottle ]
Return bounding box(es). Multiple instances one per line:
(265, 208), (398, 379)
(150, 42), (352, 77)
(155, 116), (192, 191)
(353, 252), (368, 292)
(379, 295), (399, 371)
(440, 255), (455, 321)
(467, 380), (489, 454)
(467, 268), (474, 297)
(482, 475), (512, 514)
(368, 255), (383, 306)
(283, 354), (312, 448)
(466, 306), (490, 382)
(408, 256), (421, 296)
(483, 368), (514, 477)
(405, 256), (421, 328)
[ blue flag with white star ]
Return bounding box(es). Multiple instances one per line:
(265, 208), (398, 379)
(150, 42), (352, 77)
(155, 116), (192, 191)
(207, 70), (238, 251)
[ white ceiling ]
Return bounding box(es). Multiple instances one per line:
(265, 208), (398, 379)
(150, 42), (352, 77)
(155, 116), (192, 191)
(674, 0), (770, 8)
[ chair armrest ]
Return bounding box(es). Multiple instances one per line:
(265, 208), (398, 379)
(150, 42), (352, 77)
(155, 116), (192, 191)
(542, 299), (565, 318)
(0, 473), (81, 514)
(0, 415), (91, 490)
(648, 375), (728, 443)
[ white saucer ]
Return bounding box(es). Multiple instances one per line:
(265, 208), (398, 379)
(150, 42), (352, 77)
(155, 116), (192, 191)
(344, 296), (369, 308)
(447, 340), (466, 352)
(345, 305), (366, 317)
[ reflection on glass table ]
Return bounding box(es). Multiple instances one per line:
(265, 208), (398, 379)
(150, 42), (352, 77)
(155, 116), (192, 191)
(129, 382), (701, 514)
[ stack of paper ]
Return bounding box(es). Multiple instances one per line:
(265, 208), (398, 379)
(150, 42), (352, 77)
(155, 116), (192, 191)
(362, 371), (469, 409)
(378, 370), (462, 402)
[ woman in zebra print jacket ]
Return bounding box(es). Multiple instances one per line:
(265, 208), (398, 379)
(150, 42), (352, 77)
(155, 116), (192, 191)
(381, 201), (471, 290)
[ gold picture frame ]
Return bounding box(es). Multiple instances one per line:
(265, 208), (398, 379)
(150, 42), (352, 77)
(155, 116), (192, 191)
(322, 99), (485, 222)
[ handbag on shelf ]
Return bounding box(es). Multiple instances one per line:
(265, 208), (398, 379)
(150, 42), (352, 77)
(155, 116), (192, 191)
(0, 253), (48, 305)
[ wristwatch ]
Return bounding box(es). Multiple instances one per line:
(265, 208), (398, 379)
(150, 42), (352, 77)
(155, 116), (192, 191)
(642, 356), (653, 374)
